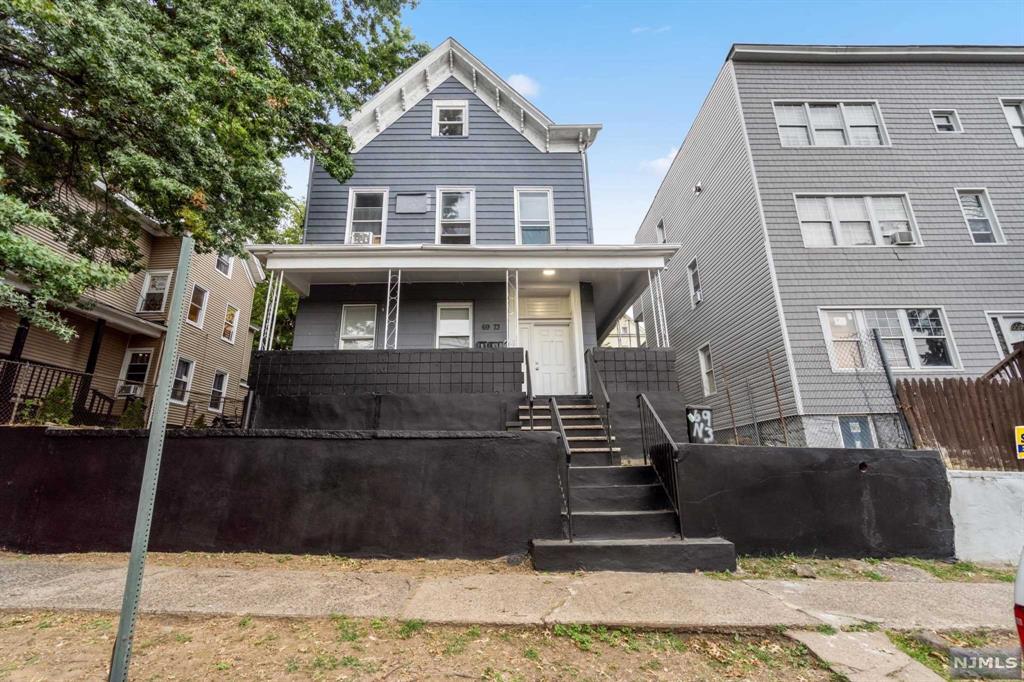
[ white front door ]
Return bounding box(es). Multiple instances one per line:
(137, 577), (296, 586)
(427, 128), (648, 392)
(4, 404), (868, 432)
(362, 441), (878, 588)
(521, 322), (575, 395)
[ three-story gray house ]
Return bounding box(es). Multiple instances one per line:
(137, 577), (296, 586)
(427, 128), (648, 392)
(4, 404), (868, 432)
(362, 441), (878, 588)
(635, 44), (1024, 448)
(251, 38), (677, 398)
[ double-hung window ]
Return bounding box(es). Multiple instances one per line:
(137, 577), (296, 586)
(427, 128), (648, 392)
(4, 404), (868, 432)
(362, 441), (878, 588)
(170, 357), (194, 404)
(137, 270), (172, 312)
(215, 253), (232, 277)
(515, 188), (554, 244)
(186, 284), (208, 327)
(346, 189), (388, 245)
(687, 259), (702, 307)
(821, 308), (957, 372)
(795, 195), (916, 247)
(117, 349), (152, 396)
(209, 370), (228, 412)
(432, 100), (468, 137)
(222, 304), (239, 343)
(436, 303), (473, 349)
(988, 313), (1024, 356)
(774, 102), (886, 147)
(1001, 99), (1024, 147)
(698, 344), (715, 396)
(339, 304), (377, 349)
(436, 188), (474, 244)
(957, 189), (1004, 244)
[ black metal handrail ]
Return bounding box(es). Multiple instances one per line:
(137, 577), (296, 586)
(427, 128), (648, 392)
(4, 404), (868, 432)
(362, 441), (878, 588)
(524, 349), (535, 430)
(584, 349), (613, 458)
(637, 393), (682, 537)
(549, 396), (574, 542)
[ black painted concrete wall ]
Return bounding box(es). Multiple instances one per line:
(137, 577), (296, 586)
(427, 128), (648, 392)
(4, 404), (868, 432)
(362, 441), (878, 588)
(250, 349), (525, 396)
(590, 349), (677, 392)
(0, 427), (564, 558)
(675, 444), (955, 559)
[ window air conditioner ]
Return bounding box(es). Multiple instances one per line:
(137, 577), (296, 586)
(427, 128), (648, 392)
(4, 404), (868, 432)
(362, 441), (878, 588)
(351, 231), (374, 245)
(118, 383), (143, 398)
(693, 290), (703, 304)
(890, 231), (915, 245)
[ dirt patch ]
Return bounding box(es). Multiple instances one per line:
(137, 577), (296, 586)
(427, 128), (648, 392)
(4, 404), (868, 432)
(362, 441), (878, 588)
(0, 611), (836, 681)
(707, 555), (1014, 583)
(0, 550), (532, 577)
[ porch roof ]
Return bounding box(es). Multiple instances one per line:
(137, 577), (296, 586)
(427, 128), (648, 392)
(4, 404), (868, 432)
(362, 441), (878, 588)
(248, 243), (679, 342)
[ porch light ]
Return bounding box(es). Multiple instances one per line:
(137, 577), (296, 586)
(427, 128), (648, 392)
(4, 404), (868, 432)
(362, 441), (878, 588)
(542, 269), (556, 276)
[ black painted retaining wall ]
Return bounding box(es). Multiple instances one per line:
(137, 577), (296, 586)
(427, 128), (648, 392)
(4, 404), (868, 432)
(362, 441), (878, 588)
(0, 427), (564, 558)
(590, 349), (677, 392)
(675, 444), (955, 559)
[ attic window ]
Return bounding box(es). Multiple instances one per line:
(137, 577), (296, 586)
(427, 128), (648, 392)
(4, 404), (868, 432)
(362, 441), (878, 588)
(433, 100), (468, 137)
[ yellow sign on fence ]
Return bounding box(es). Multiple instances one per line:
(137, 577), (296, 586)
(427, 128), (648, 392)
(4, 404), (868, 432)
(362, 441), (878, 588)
(1017, 426), (1024, 460)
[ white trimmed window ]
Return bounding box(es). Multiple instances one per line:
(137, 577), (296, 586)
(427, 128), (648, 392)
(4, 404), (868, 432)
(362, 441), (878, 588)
(117, 348), (152, 397)
(436, 302), (473, 349)
(186, 284), (208, 327)
(170, 357), (194, 404)
(222, 304), (239, 343)
(687, 259), (702, 307)
(209, 370), (228, 412)
(988, 312), (1024, 356)
(839, 416), (876, 449)
(1000, 99), (1024, 147)
(432, 99), (468, 137)
(931, 110), (962, 133)
(436, 188), (474, 244)
(655, 219), (666, 244)
(820, 308), (957, 372)
(137, 270), (172, 312)
(698, 344), (715, 396)
(774, 102), (886, 147)
(957, 189), (1005, 244)
(339, 304), (377, 349)
(215, 253), (233, 277)
(515, 187), (554, 244)
(346, 188), (388, 245)
(795, 194), (917, 247)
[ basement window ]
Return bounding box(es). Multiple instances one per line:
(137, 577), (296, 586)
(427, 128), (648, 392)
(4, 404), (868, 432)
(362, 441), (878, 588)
(432, 100), (468, 137)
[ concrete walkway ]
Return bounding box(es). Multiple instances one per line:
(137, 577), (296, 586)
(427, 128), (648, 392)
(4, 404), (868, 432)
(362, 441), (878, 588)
(0, 558), (1013, 632)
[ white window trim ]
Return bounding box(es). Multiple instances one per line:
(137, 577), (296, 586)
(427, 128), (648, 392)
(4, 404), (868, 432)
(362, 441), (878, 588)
(929, 109), (963, 133)
(431, 99), (469, 137)
(955, 187), (1007, 245)
(998, 97), (1024, 148)
(185, 283), (209, 329)
(116, 347), (153, 394)
(837, 415), (878, 448)
(984, 310), (1024, 357)
(136, 269), (173, 313)
(513, 187), (556, 245)
(344, 187), (390, 245)
(214, 253), (234, 279)
(697, 343), (715, 396)
(771, 100), (891, 148)
(792, 192), (923, 248)
(655, 219), (666, 244)
(687, 259), (701, 309)
(169, 355), (195, 406)
(435, 302), (474, 349)
(435, 187), (476, 245)
(208, 369), (229, 414)
(221, 303), (240, 344)
(818, 306), (962, 373)
(338, 303), (378, 350)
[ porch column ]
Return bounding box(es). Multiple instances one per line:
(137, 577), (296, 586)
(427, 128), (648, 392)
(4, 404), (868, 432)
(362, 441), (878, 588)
(384, 269), (401, 349)
(258, 270), (283, 351)
(655, 269), (670, 349)
(73, 317), (106, 417)
(646, 270), (663, 347)
(646, 269), (670, 349)
(505, 269), (519, 348)
(0, 316), (31, 423)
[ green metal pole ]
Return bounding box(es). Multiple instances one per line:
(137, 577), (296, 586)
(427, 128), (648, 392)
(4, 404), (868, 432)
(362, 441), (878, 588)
(108, 235), (193, 682)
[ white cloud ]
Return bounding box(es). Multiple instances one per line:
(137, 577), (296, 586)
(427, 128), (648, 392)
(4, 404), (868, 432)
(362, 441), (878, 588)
(506, 73), (540, 98)
(631, 25), (669, 35)
(641, 147), (678, 174)
(631, 26), (649, 34)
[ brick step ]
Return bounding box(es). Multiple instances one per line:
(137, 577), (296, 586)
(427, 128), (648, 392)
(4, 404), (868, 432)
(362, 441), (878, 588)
(531, 537), (736, 573)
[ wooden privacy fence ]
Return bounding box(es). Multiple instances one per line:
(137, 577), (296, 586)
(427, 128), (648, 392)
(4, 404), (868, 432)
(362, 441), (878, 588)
(897, 377), (1024, 471)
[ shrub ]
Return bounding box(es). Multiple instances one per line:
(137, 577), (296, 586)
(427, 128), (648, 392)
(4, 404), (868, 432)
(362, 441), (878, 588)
(191, 413), (207, 429)
(117, 399), (146, 429)
(22, 378), (74, 425)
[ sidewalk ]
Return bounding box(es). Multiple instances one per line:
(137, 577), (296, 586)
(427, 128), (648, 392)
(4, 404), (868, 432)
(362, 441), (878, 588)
(0, 557), (1013, 631)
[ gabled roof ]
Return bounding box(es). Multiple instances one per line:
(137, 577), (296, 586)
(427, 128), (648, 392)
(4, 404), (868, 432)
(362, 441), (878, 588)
(728, 44), (1024, 64)
(346, 37), (602, 154)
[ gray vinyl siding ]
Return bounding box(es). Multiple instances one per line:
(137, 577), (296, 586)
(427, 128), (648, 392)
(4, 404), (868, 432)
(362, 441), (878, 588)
(735, 59), (1024, 416)
(294, 282), (598, 351)
(634, 63), (795, 423)
(305, 77), (590, 245)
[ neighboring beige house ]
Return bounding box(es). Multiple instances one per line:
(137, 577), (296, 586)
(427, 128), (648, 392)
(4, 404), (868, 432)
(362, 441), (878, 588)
(1, 198), (263, 427)
(601, 310), (646, 348)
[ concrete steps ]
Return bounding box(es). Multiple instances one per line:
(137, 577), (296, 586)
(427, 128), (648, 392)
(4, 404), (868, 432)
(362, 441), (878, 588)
(531, 537), (737, 573)
(507, 398), (617, 463)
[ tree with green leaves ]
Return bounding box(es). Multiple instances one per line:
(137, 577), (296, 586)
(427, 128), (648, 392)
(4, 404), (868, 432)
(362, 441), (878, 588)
(1, 0), (425, 340)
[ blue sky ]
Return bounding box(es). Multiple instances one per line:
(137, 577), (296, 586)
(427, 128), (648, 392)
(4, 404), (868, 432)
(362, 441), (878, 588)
(282, 0), (1024, 244)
